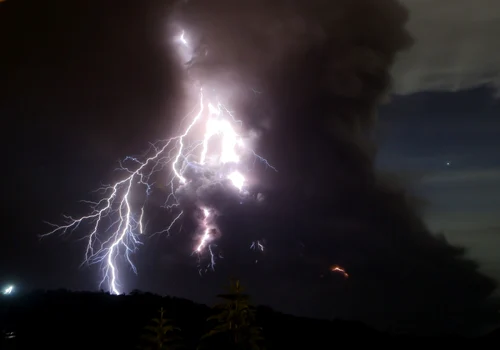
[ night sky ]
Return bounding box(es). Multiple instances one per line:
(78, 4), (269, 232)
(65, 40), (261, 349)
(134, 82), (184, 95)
(378, 89), (500, 281)
(1, 0), (499, 334)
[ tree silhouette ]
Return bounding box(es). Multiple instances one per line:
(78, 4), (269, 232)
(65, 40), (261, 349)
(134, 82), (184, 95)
(139, 307), (181, 350)
(201, 279), (264, 350)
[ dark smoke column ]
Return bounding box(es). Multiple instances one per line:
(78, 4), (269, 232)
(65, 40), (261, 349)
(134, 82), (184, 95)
(171, 0), (498, 334)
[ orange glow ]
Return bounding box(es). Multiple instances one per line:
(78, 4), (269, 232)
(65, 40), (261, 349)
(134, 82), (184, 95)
(330, 265), (349, 278)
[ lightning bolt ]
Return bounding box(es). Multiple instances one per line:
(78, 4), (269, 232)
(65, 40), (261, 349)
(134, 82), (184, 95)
(42, 29), (276, 294)
(250, 240), (264, 252)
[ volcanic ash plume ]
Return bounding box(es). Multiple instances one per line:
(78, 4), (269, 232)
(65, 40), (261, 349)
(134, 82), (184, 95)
(171, 0), (498, 333)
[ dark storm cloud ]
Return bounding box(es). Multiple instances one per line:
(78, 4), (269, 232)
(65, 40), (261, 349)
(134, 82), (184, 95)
(166, 0), (498, 333)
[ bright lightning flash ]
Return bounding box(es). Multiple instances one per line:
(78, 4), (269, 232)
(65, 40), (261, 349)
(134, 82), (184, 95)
(43, 29), (276, 295)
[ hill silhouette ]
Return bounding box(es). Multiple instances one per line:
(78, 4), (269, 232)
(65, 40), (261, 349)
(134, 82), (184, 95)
(0, 285), (497, 349)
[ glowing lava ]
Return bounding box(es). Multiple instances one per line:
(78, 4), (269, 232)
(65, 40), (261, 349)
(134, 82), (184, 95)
(331, 265), (349, 278)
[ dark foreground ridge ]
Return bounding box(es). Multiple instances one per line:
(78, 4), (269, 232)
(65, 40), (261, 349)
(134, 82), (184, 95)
(0, 287), (498, 349)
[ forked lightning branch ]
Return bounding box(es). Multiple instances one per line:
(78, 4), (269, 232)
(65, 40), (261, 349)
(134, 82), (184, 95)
(43, 29), (276, 294)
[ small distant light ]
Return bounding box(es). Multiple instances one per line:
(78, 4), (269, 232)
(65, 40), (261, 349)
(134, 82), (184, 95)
(3, 285), (14, 295)
(446, 161), (451, 166)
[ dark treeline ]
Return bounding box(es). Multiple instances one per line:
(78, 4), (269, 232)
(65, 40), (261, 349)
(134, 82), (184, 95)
(0, 281), (498, 349)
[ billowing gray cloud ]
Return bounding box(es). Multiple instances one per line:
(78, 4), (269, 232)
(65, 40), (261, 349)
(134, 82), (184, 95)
(393, 0), (500, 95)
(159, 0), (499, 334)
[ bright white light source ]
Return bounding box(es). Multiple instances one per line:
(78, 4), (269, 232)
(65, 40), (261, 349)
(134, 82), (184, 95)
(228, 171), (245, 191)
(179, 30), (188, 46)
(3, 285), (14, 295)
